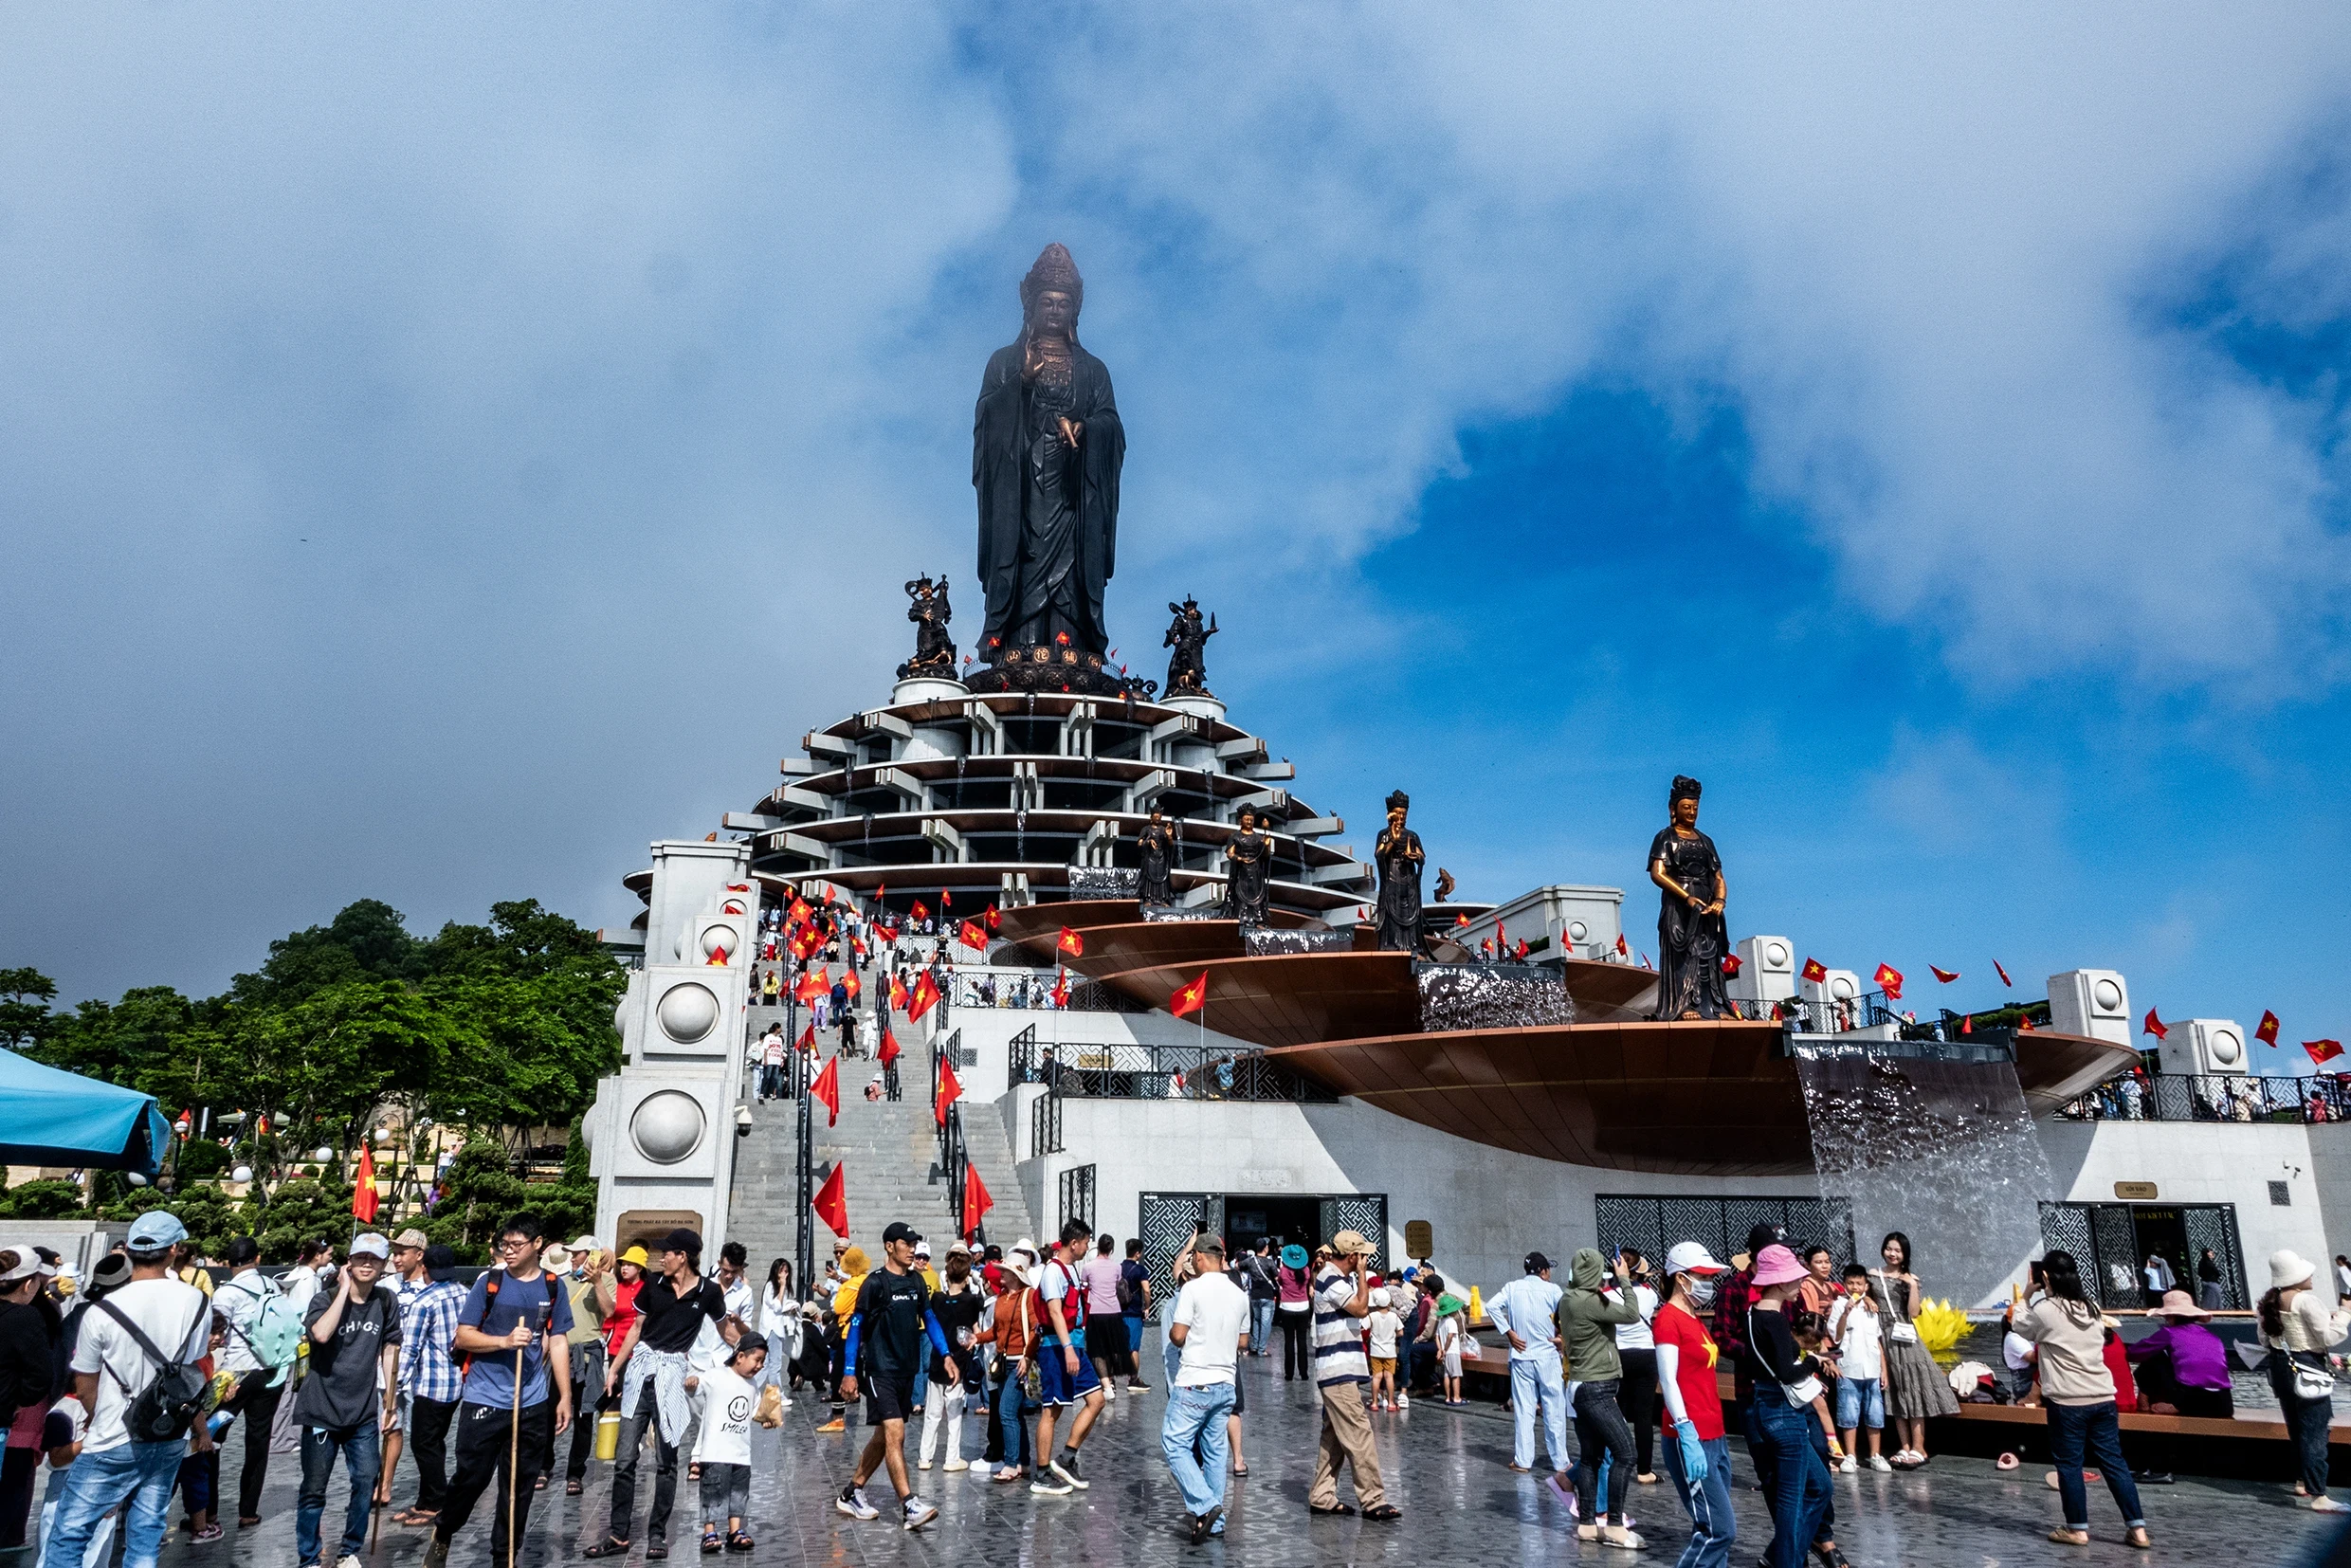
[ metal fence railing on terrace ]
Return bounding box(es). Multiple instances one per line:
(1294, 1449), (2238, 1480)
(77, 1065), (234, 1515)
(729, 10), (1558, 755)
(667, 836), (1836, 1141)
(948, 966), (1139, 1013)
(1007, 1023), (1336, 1103)
(2058, 1070), (2349, 1124)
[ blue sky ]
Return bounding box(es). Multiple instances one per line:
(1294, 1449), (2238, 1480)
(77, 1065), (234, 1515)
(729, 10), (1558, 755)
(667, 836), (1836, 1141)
(4, 6), (2349, 1067)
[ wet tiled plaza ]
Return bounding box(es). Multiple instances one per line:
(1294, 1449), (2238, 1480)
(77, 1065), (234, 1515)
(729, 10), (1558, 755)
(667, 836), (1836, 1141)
(142, 1334), (2344, 1568)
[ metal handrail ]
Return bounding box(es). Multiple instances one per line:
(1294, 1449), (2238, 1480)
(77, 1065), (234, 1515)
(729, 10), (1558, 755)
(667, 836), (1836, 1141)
(2058, 1070), (2347, 1124)
(1008, 1031), (1337, 1103)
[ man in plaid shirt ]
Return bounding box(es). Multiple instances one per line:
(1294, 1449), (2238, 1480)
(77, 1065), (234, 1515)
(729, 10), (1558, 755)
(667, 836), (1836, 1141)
(391, 1242), (466, 1527)
(1711, 1223), (1784, 1409)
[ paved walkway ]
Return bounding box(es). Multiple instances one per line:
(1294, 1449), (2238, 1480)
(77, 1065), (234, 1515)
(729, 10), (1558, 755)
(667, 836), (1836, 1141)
(133, 1333), (2342, 1567)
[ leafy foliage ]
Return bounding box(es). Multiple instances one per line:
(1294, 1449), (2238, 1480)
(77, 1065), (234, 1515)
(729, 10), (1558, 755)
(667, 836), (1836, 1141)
(4, 897), (626, 1258)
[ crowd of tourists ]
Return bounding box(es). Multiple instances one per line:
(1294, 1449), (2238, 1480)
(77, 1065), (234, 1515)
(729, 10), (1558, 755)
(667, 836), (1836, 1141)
(6, 1197), (2350, 1563)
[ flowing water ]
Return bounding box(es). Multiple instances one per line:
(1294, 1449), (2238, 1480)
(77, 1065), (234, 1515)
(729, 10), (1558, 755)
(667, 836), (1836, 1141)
(1415, 961), (1576, 1032)
(1795, 1041), (2056, 1307)
(1243, 925), (1355, 956)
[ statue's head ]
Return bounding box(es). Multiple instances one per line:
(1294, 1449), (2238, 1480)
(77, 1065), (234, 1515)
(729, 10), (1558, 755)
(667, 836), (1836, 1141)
(1020, 244), (1083, 339)
(1236, 806), (1258, 830)
(1669, 775), (1703, 826)
(1386, 789), (1409, 823)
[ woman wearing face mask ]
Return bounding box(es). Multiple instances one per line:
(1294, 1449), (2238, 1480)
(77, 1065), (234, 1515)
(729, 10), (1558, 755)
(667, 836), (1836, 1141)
(1652, 1243), (1735, 1568)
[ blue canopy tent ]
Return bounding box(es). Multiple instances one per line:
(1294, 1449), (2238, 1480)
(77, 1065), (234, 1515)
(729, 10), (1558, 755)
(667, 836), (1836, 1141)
(0, 1049), (171, 1176)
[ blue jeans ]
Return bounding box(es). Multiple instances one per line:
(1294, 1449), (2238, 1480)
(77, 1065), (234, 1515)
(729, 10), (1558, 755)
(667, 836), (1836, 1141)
(40, 1440), (185, 1568)
(1249, 1299), (1275, 1357)
(1124, 1315), (1146, 1371)
(993, 1372), (1031, 1472)
(1509, 1354), (1570, 1471)
(1159, 1382), (1236, 1520)
(1660, 1431), (1737, 1568)
(2045, 1400), (2144, 1529)
(1833, 1376), (1883, 1431)
(297, 1422), (381, 1566)
(1752, 1397), (1830, 1568)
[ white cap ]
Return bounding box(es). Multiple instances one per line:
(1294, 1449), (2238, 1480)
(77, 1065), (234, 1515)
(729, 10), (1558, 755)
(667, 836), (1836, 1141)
(1665, 1241), (1727, 1277)
(1369, 1287), (1392, 1309)
(349, 1232), (392, 1261)
(913, 1240), (933, 1258)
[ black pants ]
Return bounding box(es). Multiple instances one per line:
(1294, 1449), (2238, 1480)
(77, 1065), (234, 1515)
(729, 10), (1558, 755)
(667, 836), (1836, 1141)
(407, 1394), (459, 1515)
(1572, 1378), (1635, 1524)
(1617, 1347), (1659, 1473)
(227, 1372), (285, 1522)
(1279, 1312), (1312, 1379)
(436, 1398), (552, 1568)
(570, 1389), (617, 1481)
(606, 1398), (680, 1543)
(0, 1444), (39, 1546)
(2275, 1367), (2334, 1501)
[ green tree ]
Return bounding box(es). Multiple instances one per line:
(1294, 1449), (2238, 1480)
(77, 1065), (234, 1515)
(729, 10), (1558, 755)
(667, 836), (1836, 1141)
(0, 968), (57, 1053)
(229, 899), (423, 1007)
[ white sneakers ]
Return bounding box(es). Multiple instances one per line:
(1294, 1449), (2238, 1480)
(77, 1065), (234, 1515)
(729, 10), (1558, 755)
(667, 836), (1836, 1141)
(1868, 1454), (1893, 1473)
(1838, 1455), (1857, 1474)
(903, 1496), (938, 1531)
(944, 1457), (969, 1472)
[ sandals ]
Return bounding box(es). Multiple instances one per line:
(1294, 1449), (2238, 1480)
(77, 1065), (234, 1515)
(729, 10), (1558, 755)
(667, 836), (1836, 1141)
(567, 1478), (585, 1496)
(647, 1543), (669, 1560)
(583, 1540), (632, 1559)
(1309, 1502), (1357, 1516)
(1362, 1504), (1402, 1522)
(702, 1531), (724, 1555)
(726, 1531), (756, 1553)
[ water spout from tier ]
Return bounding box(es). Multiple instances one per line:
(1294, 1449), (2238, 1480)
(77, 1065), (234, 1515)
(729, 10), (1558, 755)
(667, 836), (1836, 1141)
(1794, 1039), (2055, 1307)
(1414, 962), (1576, 1032)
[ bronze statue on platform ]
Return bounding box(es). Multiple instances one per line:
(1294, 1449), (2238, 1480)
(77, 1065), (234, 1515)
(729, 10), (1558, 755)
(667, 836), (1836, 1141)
(1136, 806), (1177, 906)
(1649, 775), (1730, 1020)
(1163, 596), (1217, 694)
(970, 243), (1128, 693)
(896, 574), (957, 679)
(1222, 806), (1272, 924)
(1374, 791), (1426, 952)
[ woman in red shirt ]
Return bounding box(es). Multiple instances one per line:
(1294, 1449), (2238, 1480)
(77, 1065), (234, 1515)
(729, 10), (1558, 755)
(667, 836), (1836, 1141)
(1653, 1241), (1737, 1568)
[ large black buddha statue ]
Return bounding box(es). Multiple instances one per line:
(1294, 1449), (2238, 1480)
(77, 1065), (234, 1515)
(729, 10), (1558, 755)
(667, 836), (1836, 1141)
(1649, 775), (1731, 1021)
(1374, 791), (1425, 953)
(1135, 806), (1177, 906)
(973, 244), (1126, 684)
(1221, 806), (1272, 924)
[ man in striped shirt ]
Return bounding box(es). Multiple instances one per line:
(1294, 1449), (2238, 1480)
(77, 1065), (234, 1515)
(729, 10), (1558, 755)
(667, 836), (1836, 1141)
(1307, 1231), (1399, 1521)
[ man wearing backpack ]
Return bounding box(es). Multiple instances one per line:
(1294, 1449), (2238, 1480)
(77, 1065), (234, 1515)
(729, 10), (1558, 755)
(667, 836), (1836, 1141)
(40, 1211), (210, 1568)
(214, 1236), (301, 1528)
(292, 1231), (400, 1568)
(426, 1213), (572, 1568)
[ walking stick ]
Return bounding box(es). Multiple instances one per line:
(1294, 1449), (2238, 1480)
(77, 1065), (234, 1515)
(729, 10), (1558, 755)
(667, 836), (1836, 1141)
(506, 1302), (547, 1568)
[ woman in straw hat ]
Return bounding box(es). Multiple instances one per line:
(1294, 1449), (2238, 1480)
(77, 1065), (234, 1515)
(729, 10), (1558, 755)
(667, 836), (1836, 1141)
(2126, 1290), (2233, 1419)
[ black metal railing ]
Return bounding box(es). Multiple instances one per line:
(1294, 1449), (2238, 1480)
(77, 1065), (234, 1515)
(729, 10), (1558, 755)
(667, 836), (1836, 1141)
(951, 968), (1134, 1013)
(1031, 1088), (1063, 1158)
(929, 1029), (983, 1244)
(2058, 1071), (2349, 1124)
(1008, 1028), (1337, 1103)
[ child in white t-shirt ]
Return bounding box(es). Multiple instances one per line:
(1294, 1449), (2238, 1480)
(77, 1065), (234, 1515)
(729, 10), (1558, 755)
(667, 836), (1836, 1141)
(1434, 1297), (1468, 1406)
(1365, 1289), (1404, 1412)
(688, 1340), (766, 1551)
(1826, 1265), (1886, 1471)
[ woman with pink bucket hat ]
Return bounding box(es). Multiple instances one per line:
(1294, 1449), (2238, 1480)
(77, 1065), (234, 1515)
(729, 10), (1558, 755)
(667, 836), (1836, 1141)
(1739, 1245), (1835, 1568)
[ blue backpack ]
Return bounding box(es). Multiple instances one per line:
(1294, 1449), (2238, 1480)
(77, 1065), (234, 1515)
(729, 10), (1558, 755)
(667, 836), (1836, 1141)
(221, 1274), (304, 1386)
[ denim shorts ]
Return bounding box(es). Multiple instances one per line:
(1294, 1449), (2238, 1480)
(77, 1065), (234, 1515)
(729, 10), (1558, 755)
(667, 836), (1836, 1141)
(1834, 1375), (1884, 1431)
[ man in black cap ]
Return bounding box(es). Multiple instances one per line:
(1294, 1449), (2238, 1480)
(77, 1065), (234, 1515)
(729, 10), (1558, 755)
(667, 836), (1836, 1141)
(835, 1221), (954, 1532)
(586, 1229), (725, 1559)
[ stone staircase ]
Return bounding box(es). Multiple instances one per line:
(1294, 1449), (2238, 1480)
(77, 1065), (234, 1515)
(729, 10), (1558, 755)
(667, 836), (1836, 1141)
(727, 1054), (1037, 1273)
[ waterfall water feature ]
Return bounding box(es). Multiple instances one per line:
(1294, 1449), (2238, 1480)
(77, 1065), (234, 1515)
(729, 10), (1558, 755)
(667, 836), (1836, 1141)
(1243, 925), (1355, 956)
(1794, 1039), (2056, 1306)
(1415, 962), (1576, 1032)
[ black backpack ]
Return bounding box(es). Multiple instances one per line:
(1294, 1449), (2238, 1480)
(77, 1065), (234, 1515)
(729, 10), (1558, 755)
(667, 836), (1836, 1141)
(94, 1297), (209, 1443)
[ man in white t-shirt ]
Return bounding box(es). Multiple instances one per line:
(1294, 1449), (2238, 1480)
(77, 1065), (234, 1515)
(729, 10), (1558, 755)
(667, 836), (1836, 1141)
(44, 1211), (211, 1568)
(1158, 1236), (1248, 1543)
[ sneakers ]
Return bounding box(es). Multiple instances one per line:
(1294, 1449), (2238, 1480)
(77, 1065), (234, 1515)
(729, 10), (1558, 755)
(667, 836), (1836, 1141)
(944, 1457), (969, 1472)
(917, 1458), (933, 1470)
(1049, 1450), (1089, 1489)
(1838, 1455), (1857, 1474)
(1030, 1473), (1073, 1496)
(969, 1463), (997, 1484)
(835, 1484), (880, 1521)
(902, 1496), (938, 1531)
(1395, 1392), (1409, 1409)
(1868, 1454), (1893, 1473)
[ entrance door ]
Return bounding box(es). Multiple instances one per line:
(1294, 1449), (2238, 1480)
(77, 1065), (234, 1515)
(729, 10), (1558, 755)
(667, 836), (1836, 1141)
(1224, 1195), (1321, 1258)
(1138, 1192), (1224, 1322)
(2128, 1207), (2192, 1307)
(2039, 1202), (2246, 1309)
